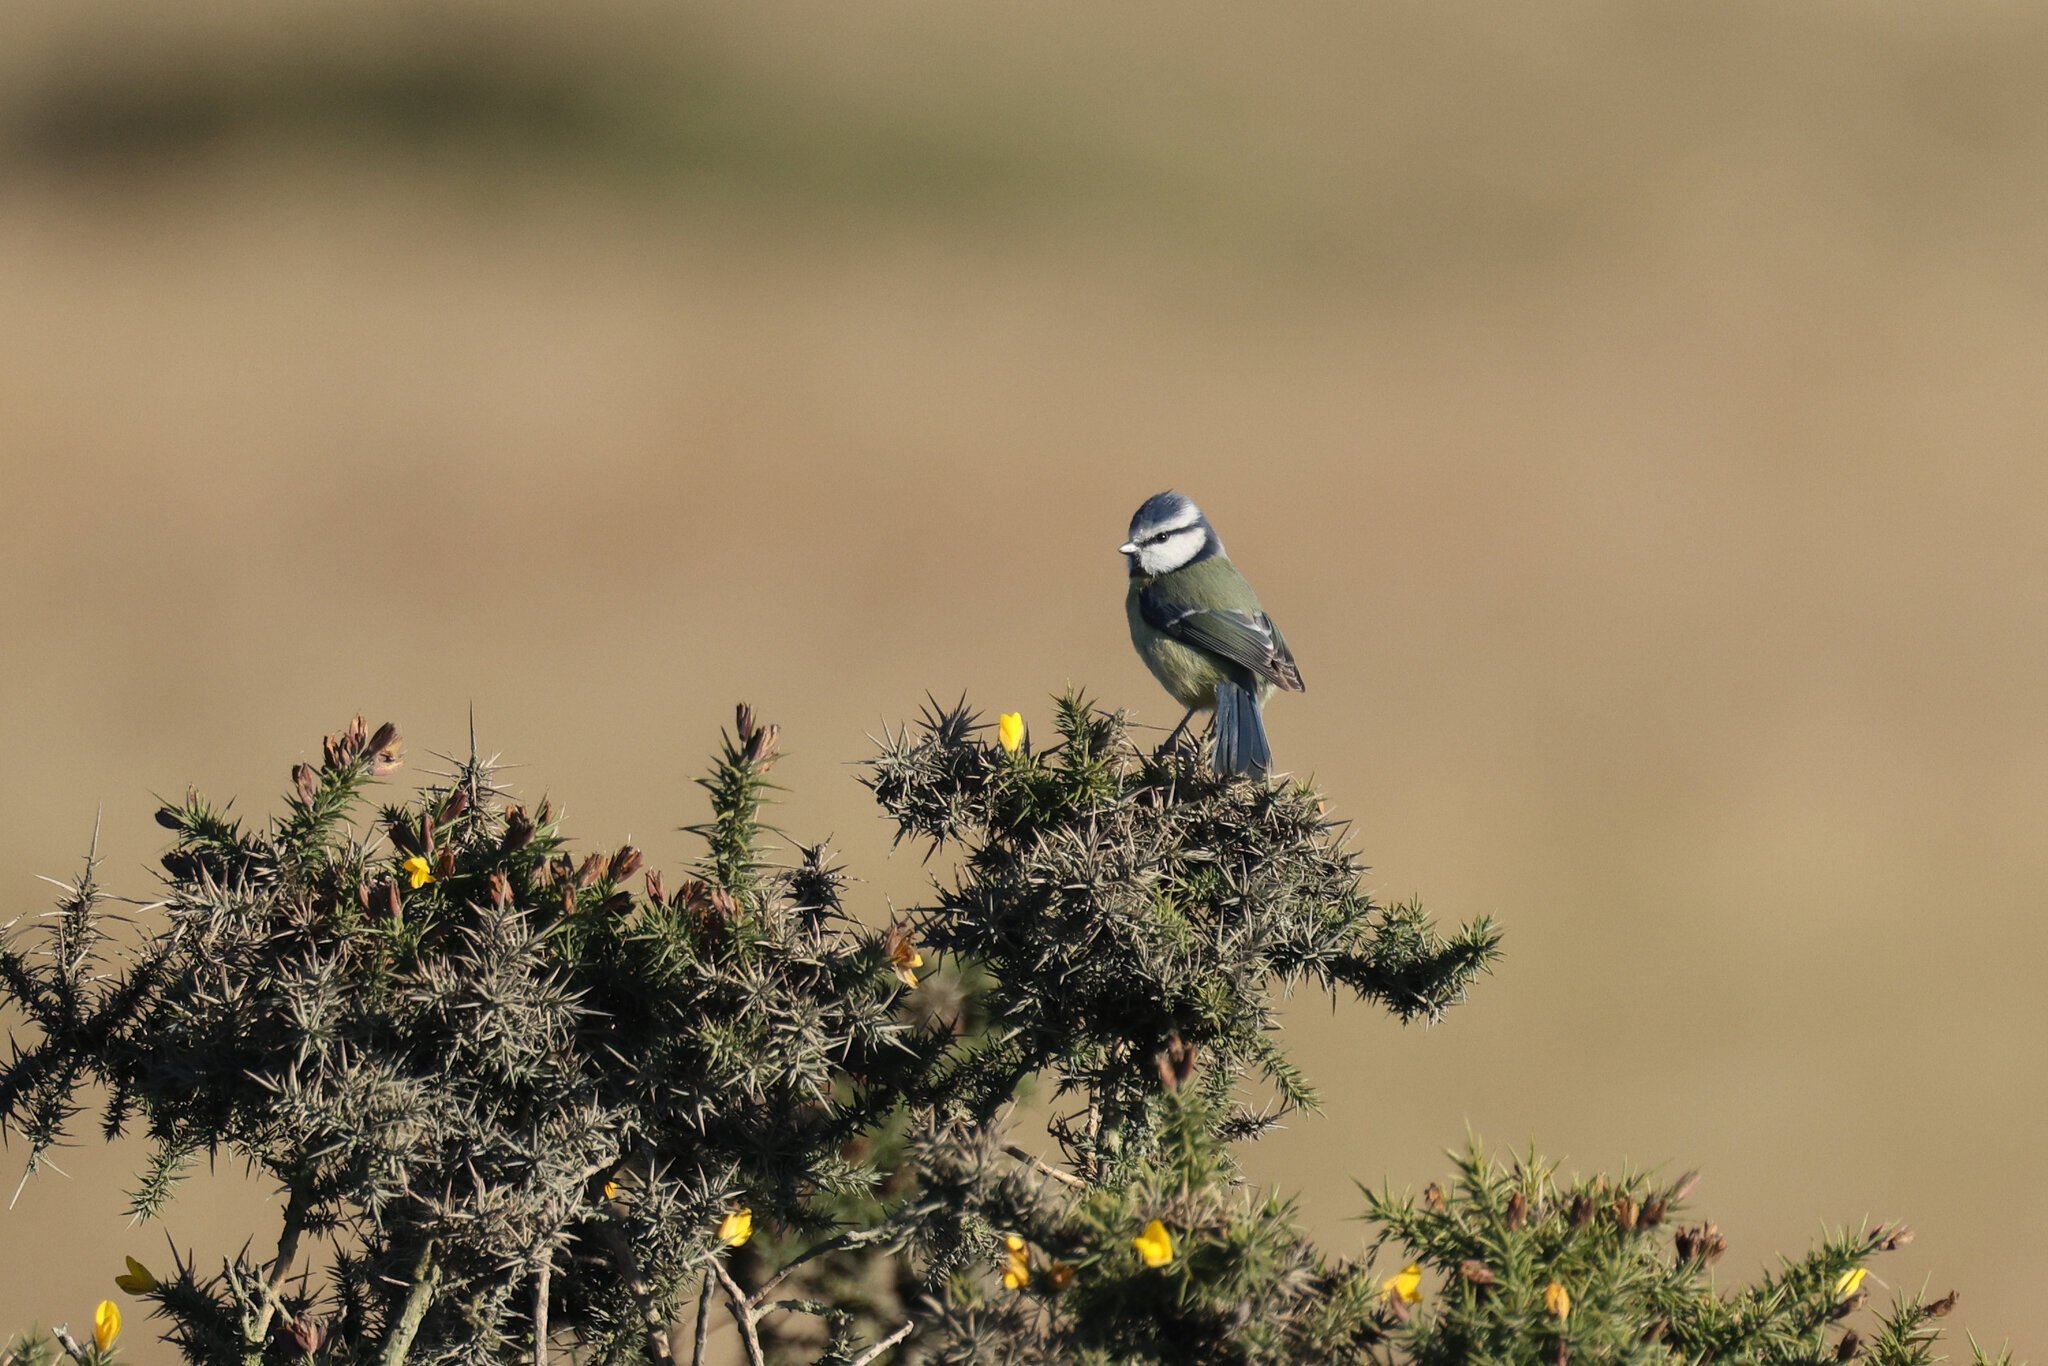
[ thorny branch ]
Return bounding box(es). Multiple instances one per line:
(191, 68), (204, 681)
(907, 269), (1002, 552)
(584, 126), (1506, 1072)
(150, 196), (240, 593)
(0, 698), (1532, 1366)
(375, 1244), (440, 1366)
(243, 1179), (312, 1365)
(709, 1259), (765, 1366)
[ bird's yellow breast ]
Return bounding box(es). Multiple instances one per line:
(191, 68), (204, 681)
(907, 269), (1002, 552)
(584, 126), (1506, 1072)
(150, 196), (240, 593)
(1126, 582), (1229, 710)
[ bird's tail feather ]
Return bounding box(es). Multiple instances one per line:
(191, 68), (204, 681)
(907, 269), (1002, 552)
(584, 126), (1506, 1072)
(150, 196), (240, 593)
(1211, 681), (1270, 778)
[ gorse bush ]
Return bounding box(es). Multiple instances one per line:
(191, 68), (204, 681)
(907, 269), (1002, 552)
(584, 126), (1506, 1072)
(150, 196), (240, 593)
(0, 699), (1995, 1365)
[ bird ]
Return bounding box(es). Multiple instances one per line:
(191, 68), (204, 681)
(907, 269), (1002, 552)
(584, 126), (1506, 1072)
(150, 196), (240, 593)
(1120, 491), (1303, 777)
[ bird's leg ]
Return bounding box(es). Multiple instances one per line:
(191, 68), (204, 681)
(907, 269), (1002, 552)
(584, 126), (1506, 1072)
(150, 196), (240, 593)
(1156, 707), (1198, 758)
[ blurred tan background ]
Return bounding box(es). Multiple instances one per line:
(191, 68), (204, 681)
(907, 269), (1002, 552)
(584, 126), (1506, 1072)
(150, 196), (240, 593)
(3, 0), (2046, 1356)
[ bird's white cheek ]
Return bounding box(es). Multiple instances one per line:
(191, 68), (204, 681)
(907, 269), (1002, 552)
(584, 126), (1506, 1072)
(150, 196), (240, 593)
(1150, 529), (1206, 574)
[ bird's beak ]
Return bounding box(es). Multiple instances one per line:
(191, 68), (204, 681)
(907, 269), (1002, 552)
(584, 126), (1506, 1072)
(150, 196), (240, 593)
(1118, 541), (1138, 555)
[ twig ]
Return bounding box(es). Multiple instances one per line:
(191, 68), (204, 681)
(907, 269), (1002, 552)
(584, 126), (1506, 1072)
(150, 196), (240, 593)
(710, 1258), (766, 1366)
(245, 1180), (312, 1364)
(1003, 1143), (1086, 1189)
(749, 1224), (893, 1306)
(689, 1270), (712, 1366)
(846, 1320), (915, 1366)
(595, 1218), (673, 1363)
(758, 1299), (822, 1318)
(375, 1243), (441, 1366)
(532, 1254), (551, 1366)
(47, 1325), (87, 1365)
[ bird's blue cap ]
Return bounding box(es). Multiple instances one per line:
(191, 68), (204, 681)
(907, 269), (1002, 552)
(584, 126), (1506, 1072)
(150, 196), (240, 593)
(1127, 490), (1205, 543)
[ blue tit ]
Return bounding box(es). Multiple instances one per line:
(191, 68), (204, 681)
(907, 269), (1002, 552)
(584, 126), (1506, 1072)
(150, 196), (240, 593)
(1120, 491), (1304, 777)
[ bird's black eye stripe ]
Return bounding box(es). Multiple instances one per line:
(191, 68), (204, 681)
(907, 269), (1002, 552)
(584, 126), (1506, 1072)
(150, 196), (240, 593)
(1139, 523), (1200, 547)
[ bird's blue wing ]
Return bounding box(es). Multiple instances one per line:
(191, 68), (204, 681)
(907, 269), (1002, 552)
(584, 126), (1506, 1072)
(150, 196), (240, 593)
(1138, 585), (1305, 693)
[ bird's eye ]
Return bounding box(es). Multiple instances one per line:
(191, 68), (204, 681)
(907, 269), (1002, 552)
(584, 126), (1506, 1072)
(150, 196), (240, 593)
(1149, 533), (1169, 545)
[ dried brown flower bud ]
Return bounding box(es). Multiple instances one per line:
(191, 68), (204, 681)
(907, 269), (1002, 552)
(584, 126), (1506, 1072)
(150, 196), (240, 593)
(433, 848), (456, 880)
(421, 811), (437, 853)
(601, 890), (635, 917)
(161, 850), (200, 881)
(488, 872), (513, 908)
(367, 722), (398, 755)
(386, 813), (422, 857)
(441, 788), (470, 822)
(1926, 1290), (1958, 1318)
(1640, 1194), (1668, 1228)
(285, 1316), (330, 1354)
(1506, 1191), (1528, 1230)
(1569, 1193), (1594, 1228)
(1668, 1170), (1700, 1204)
(502, 806), (534, 851)
(346, 715), (367, 749)
(1154, 1033), (1197, 1091)
(531, 859), (557, 889)
(1422, 1183), (1446, 1212)
(1836, 1330), (1862, 1361)
(535, 798), (553, 825)
(154, 805), (183, 829)
(292, 764), (319, 803)
(708, 886), (739, 919)
(322, 734), (343, 769)
(574, 853), (606, 889)
(733, 703), (782, 766)
(1458, 1259), (1495, 1285)
(1675, 1223), (1726, 1264)
(382, 881), (403, 921)
(1611, 1194), (1639, 1232)
(645, 869), (665, 904)
(1641, 1317), (1668, 1345)
(1878, 1224), (1914, 1251)
(608, 845), (643, 883)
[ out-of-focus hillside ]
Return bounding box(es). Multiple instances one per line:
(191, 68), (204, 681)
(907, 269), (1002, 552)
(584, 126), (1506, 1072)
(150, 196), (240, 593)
(3, 2), (2046, 1358)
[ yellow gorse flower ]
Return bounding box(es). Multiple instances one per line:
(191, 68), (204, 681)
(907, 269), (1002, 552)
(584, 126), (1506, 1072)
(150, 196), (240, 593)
(1001, 1233), (1031, 1290)
(718, 1207), (753, 1248)
(1133, 1219), (1174, 1268)
(1834, 1266), (1868, 1301)
(400, 855), (435, 889)
(997, 712), (1026, 754)
(114, 1256), (157, 1295)
(1544, 1279), (1571, 1320)
(602, 1179), (619, 1200)
(94, 1299), (122, 1350)
(1381, 1262), (1423, 1305)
